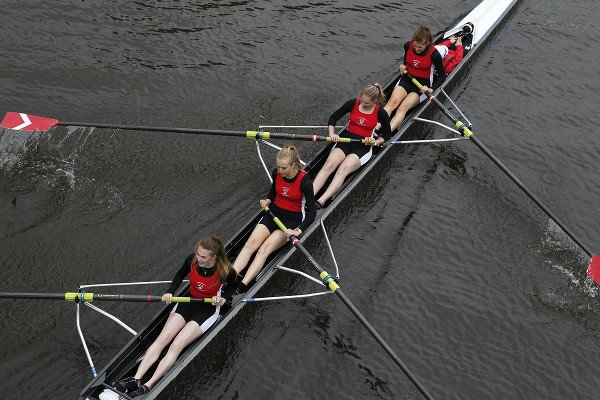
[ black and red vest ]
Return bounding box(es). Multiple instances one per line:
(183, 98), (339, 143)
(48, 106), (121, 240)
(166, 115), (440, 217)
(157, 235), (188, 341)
(189, 259), (222, 298)
(347, 98), (380, 137)
(273, 170), (307, 212)
(406, 41), (435, 79)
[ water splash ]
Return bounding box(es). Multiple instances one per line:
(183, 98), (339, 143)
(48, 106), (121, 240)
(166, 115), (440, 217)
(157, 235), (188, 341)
(0, 128), (42, 170)
(1, 126), (125, 235)
(540, 219), (598, 297)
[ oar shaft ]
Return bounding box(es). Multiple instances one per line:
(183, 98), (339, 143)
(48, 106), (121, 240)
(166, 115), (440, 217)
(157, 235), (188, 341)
(404, 70), (593, 257)
(59, 121), (363, 143)
(0, 292), (212, 303)
(335, 288), (435, 400)
(264, 207), (436, 400)
(0, 292), (66, 300)
(468, 135), (593, 257)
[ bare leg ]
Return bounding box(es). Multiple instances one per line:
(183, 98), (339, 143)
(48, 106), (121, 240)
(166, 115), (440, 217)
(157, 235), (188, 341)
(134, 313), (186, 380)
(231, 224), (271, 274)
(312, 148), (346, 195)
(389, 92), (421, 131)
(142, 321), (204, 389)
(317, 154), (361, 204)
(384, 86), (409, 117)
(242, 230), (287, 284)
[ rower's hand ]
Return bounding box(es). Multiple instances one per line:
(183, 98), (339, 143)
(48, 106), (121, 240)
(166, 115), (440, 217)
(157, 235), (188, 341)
(399, 63), (406, 72)
(329, 132), (340, 143)
(285, 228), (301, 238)
(260, 199), (271, 209)
(162, 293), (173, 304)
(364, 137), (378, 146)
(420, 85), (433, 94)
(211, 295), (225, 306)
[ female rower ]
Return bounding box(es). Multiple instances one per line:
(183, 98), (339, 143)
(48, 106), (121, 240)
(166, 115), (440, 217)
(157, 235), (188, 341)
(113, 235), (234, 397)
(385, 26), (446, 132)
(312, 83), (391, 209)
(232, 144), (316, 293)
(436, 35), (464, 74)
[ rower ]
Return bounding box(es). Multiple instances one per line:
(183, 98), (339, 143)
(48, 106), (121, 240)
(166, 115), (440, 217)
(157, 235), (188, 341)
(232, 144), (316, 293)
(434, 35), (464, 74)
(312, 83), (391, 209)
(385, 26), (447, 132)
(113, 235), (235, 397)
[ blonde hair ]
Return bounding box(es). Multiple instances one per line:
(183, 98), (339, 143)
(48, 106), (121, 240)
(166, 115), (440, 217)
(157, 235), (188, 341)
(277, 144), (303, 173)
(359, 83), (386, 106)
(195, 235), (230, 282)
(412, 26), (433, 49)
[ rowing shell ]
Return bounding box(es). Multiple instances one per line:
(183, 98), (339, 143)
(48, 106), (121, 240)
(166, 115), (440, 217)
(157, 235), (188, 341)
(80, 0), (520, 398)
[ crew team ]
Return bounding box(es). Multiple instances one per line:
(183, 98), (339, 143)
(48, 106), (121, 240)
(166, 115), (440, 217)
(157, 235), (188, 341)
(113, 24), (465, 397)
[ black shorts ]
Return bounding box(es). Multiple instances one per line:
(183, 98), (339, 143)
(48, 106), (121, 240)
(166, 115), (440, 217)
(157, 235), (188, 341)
(259, 205), (302, 233)
(396, 74), (429, 101)
(334, 130), (373, 166)
(172, 302), (219, 331)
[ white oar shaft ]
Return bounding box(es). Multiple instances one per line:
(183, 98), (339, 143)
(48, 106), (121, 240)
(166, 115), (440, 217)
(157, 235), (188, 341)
(243, 291), (332, 303)
(390, 137), (467, 145)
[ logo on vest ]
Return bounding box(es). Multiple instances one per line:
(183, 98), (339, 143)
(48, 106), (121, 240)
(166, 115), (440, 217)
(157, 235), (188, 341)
(281, 187), (290, 197)
(196, 282), (205, 291)
(358, 117), (366, 126)
(412, 60), (420, 68)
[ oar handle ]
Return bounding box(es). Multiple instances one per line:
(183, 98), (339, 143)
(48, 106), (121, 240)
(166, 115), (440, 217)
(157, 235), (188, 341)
(401, 69), (424, 91)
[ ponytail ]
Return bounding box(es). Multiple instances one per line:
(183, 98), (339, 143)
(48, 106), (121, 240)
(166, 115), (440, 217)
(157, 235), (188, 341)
(359, 83), (387, 106)
(196, 235), (231, 282)
(277, 144), (303, 172)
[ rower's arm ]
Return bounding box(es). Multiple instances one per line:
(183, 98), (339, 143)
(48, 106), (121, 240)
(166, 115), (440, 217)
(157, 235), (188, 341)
(266, 169), (277, 201)
(167, 254), (193, 294)
(298, 175), (316, 233)
(376, 108), (391, 141)
(402, 41), (410, 65)
(327, 99), (355, 128)
(430, 50), (446, 91)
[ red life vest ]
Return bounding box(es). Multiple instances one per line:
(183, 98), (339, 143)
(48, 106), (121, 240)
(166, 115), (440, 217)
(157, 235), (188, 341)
(406, 41), (435, 79)
(189, 259), (222, 298)
(273, 170), (307, 212)
(439, 39), (464, 74)
(347, 98), (380, 137)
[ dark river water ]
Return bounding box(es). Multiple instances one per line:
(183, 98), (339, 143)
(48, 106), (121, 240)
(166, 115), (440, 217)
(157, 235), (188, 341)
(1, 0), (600, 399)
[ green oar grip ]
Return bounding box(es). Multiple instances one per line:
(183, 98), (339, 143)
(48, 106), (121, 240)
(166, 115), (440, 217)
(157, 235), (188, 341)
(246, 131), (270, 139)
(402, 69), (424, 90)
(320, 271), (340, 292)
(65, 292), (93, 302)
(169, 297), (213, 303)
(455, 121), (473, 138)
(264, 206), (288, 232)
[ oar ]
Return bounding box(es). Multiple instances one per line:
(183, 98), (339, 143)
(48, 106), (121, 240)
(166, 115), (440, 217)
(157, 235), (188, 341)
(403, 70), (600, 283)
(0, 292), (213, 303)
(0, 111), (365, 143)
(264, 206), (436, 400)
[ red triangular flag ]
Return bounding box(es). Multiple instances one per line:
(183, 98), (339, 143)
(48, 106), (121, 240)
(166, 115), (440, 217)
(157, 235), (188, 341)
(1, 112), (59, 131)
(587, 255), (600, 285)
